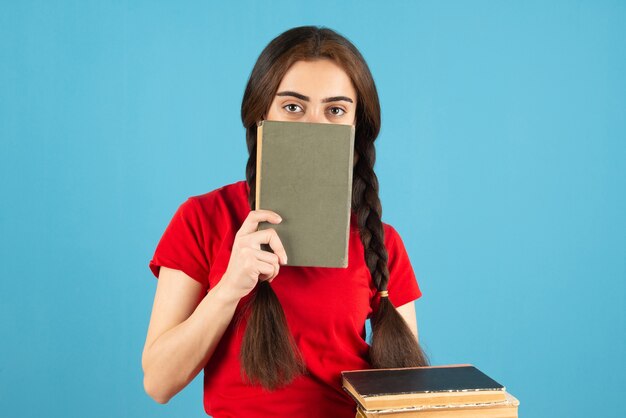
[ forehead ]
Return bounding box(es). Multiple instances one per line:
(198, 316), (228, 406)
(277, 59), (356, 98)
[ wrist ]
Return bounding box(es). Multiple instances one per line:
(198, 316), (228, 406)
(211, 274), (244, 306)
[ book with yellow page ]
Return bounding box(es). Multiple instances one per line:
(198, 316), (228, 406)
(255, 120), (355, 267)
(354, 391), (520, 417)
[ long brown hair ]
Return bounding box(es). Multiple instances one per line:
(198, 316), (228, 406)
(240, 26), (428, 390)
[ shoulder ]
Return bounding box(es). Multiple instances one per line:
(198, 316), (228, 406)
(188, 179), (248, 206)
(352, 217), (405, 250)
(179, 179), (250, 232)
(382, 221), (402, 247)
(183, 179), (248, 214)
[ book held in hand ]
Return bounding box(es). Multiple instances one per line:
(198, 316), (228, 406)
(255, 120), (355, 267)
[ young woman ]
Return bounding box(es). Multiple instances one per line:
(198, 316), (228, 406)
(142, 26), (428, 417)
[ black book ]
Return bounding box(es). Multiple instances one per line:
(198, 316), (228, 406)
(342, 364), (507, 411)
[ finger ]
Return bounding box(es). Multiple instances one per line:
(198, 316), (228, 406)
(267, 263), (282, 283)
(236, 210), (282, 238)
(250, 248), (281, 265)
(247, 228), (288, 265)
(256, 259), (279, 282)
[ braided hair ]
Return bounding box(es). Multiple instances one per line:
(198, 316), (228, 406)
(240, 26), (428, 390)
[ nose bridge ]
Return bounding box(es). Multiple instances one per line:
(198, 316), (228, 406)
(304, 103), (326, 123)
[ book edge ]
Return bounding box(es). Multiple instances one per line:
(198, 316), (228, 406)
(356, 392), (520, 414)
(255, 122), (263, 211)
(341, 364), (475, 376)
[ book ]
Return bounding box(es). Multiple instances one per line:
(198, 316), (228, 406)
(354, 392), (520, 417)
(342, 364), (507, 411)
(255, 120), (355, 267)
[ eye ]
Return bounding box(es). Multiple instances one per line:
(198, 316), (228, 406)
(328, 107), (346, 116)
(283, 103), (303, 113)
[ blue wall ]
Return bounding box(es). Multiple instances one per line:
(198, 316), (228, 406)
(1, 1), (624, 417)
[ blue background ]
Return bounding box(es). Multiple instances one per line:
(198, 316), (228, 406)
(1, 1), (624, 417)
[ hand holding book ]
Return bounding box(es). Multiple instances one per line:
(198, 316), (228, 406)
(220, 209), (289, 300)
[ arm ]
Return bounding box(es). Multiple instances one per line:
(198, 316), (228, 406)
(142, 267), (240, 404)
(396, 301), (419, 342)
(142, 209), (288, 404)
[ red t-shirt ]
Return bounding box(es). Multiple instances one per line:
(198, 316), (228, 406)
(148, 180), (422, 418)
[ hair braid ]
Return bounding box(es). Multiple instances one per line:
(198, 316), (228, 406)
(240, 133), (306, 390)
(352, 143), (430, 368)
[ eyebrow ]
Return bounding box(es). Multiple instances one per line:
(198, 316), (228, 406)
(276, 91), (354, 103)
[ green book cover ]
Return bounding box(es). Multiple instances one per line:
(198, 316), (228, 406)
(256, 120), (355, 267)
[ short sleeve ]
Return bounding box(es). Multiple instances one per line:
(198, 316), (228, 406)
(385, 224), (422, 308)
(148, 198), (211, 288)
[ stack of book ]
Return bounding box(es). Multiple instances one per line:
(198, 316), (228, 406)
(342, 364), (520, 417)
